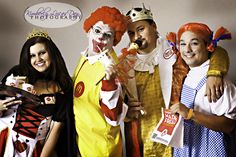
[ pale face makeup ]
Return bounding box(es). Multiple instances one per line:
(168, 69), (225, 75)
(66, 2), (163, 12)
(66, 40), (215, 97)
(30, 43), (51, 72)
(88, 21), (115, 54)
(179, 31), (209, 68)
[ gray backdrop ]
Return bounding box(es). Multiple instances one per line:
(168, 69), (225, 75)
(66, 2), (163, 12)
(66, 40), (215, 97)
(0, 0), (235, 83)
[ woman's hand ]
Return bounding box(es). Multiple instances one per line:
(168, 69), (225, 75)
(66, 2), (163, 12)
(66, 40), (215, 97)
(0, 97), (22, 111)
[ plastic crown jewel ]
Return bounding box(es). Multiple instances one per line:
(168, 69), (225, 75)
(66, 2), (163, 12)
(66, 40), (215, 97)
(126, 3), (153, 23)
(26, 29), (51, 40)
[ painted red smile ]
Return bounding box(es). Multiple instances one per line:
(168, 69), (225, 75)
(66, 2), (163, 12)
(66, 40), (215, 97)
(92, 40), (106, 53)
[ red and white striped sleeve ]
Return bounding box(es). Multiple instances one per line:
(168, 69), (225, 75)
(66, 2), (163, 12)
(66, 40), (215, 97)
(100, 79), (128, 126)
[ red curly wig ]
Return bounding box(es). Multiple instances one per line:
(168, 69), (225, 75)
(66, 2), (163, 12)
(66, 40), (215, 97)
(83, 6), (127, 46)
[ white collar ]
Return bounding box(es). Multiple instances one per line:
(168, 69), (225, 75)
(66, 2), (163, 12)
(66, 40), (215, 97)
(185, 60), (210, 87)
(82, 48), (114, 66)
(133, 37), (173, 73)
(134, 47), (159, 73)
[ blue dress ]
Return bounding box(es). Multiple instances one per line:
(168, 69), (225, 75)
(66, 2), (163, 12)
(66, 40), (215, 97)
(174, 76), (236, 157)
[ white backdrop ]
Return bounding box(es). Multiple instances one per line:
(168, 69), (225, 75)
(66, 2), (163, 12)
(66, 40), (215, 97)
(0, 0), (235, 83)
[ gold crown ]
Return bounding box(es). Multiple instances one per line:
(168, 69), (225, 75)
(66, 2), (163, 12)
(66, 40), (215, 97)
(26, 29), (51, 40)
(126, 3), (153, 23)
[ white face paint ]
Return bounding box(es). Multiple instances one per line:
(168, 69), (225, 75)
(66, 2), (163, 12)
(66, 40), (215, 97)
(88, 21), (115, 54)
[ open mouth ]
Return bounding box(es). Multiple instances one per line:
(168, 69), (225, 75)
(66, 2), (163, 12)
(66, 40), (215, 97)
(184, 53), (195, 58)
(35, 61), (45, 67)
(92, 40), (106, 52)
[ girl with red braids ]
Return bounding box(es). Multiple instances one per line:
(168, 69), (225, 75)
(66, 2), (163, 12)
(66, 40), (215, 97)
(72, 6), (127, 156)
(169, 23), (236, 157)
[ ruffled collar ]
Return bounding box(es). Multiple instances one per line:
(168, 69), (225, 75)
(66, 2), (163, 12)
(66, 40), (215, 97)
(134, 48), (159, 73)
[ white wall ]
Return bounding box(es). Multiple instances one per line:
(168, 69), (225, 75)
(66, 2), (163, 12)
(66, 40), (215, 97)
(0, 0), (235, 83)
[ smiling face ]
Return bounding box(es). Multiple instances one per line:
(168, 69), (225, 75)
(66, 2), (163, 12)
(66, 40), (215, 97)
(127, 20), (157, 54)
(30, 43), (51, 72)
(88, 21), (115, 53)
(179, 31), (209, 68)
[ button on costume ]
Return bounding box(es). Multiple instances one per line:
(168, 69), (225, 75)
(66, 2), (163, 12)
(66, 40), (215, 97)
(73, 50), (126, 156)
(124, 5), (230, 157)
(0, 67), (67, 157)
(0, 29), (75, 157)
(125, 37), (175, 157)
(72, 6), (128, 157)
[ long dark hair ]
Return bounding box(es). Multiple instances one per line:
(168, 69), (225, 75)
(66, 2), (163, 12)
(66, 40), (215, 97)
(1, 35), (77, 157)
(19, 36), (72, 93)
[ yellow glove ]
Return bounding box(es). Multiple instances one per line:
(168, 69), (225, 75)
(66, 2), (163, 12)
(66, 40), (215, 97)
(208, 46), (229, 77)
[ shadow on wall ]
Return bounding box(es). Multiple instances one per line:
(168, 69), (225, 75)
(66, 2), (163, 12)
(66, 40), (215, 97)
(0, 2), (24, 34)
(0, 3), (24, 80)
(224, 38), (236, 85)
(191, 0), (236, 83)
(191, 0), (236, 15)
